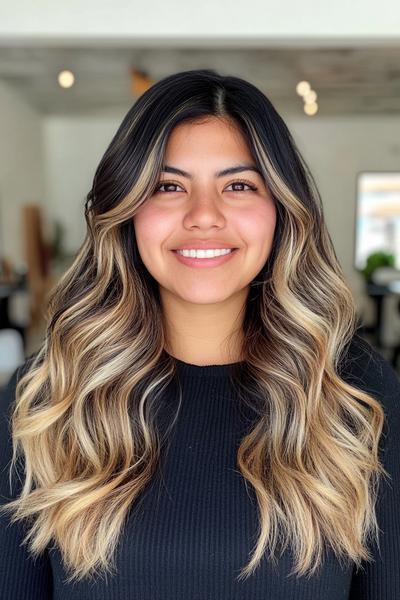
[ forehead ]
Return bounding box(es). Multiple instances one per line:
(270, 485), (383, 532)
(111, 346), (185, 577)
(164, 117), (253, 159)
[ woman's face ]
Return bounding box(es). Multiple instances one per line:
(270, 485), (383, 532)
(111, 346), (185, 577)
(133, 116), (277, 306)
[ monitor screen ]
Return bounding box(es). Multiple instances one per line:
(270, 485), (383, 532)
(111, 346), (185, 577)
(355, 171), (400, 271)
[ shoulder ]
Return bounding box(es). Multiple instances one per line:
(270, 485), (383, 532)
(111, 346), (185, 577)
(339, 332), (400, 454)
(344, 336), (400, 591)
(339, 332), (400, 405)
(0, 352), (38, 418)
(0, 352), (39, 501)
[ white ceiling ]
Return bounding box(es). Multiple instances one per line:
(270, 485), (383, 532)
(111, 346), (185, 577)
(0, 45), (399, 116)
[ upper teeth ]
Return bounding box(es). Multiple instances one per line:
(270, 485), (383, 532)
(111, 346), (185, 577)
(176, 248), (233, 258)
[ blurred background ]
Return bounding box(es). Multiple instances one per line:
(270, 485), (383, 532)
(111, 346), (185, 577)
(1, 0), (400, 388)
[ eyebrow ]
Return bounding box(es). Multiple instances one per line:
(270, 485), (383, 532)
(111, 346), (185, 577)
(161, 163), (263, 178)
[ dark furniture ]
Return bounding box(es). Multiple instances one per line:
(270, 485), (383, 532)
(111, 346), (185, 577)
(0, 275), (28, 352)
(365, 280), (400, 369)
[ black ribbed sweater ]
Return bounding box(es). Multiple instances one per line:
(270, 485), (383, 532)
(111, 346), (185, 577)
(1, 334), (400, 599)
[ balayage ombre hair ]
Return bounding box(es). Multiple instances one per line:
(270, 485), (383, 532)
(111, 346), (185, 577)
(1, 69), (388, 584)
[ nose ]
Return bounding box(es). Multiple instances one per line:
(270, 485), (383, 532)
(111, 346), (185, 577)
(182, 190), (228, 227)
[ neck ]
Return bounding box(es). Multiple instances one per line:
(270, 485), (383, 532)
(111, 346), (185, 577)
(161, 287), (248, 366)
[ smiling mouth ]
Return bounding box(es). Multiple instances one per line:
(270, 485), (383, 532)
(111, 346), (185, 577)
(170, 248), (240, 268)
(172, 248), (238, 254)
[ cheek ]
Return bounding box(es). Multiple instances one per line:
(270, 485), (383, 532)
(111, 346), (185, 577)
(133, 206), (172, 255)
(238, 202), (277, 250)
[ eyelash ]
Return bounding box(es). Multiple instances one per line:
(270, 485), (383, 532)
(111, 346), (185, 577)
(154, 179), (258, 194)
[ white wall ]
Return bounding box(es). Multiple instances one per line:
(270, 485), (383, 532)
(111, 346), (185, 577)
(42, 110), (400, 340)
(1, 0), (399, 41)
(0, 79), (45, 270)
(286, 115), (400, 341)
(43, 112), (124, 252)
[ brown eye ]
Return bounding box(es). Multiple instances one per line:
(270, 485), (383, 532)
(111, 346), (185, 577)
(225, 180), (257, 192)
(154, 181), (184, 193)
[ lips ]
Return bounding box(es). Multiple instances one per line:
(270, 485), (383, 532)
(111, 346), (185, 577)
(171, 247), (239, 268)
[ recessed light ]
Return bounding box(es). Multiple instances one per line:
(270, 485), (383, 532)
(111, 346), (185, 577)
(58, 70), (75, 89)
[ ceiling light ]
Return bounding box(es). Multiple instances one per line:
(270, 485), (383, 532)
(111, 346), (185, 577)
(304, 102), (318, 116)
(304, 90), (317, 103)
(58, 70), (75, 88)
(296, 80), (311, 96)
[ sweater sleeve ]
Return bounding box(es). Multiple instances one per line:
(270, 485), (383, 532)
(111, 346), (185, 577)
(0, 361), (53, 600)
(347, 340), (400, 599)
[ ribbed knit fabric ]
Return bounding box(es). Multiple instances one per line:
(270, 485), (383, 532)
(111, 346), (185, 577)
(1, 334), (399, 599)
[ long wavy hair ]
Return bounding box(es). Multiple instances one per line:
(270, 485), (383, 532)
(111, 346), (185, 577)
(1, 68), (388, 584)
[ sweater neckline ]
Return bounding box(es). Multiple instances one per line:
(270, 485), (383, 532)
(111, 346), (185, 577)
(170, 355), (244, 377)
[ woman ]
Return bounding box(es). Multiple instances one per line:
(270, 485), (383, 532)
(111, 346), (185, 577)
(1, 69), (399, 599)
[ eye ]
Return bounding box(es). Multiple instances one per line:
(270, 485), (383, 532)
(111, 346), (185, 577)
(153, 179), (258, 194)
(225, 179), (258, 192)
(154, 181), (185, 193)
